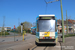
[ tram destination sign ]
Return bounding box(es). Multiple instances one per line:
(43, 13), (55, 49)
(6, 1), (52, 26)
(39, 16), (55, 20)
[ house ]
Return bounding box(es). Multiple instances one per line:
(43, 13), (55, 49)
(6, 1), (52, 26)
(0, 27), (11, 32)
(57, 19), (73, 33)
(0, 27), (2, 32)
(68, 19), (75, 33)
(64, 21), (73, 33)
(73, 22), (75, 32)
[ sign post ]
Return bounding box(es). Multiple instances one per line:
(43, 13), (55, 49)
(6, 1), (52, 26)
(14, 25), (15, 42)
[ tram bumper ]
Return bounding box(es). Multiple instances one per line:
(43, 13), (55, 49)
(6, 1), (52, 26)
(36, 39), (57, 44)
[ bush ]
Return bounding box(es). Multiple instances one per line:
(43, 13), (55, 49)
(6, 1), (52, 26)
(65, 34), (75, 37)
(0, 32), (10, 35)
(10, 30), (18, 33)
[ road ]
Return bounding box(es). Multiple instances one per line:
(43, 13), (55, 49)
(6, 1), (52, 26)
(8, 32), (19, 36)
(0, 33), (62, 50)
(29, 42), (60, 50)
(0, 33), (36, 50)
(0, 33), (34, 42)
(1, 32), (73, 42)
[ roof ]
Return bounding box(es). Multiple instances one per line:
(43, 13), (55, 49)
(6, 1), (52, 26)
(39, 15), (55, 17)
(64, 21), (72, 24)
(57, 19), (73, 26)
(57, 20), (62, 25)
(68, 19), (75, 24)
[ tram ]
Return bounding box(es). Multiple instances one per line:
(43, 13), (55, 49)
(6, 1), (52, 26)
(31, 27), (36, 35)
(35, 15), (58, 45)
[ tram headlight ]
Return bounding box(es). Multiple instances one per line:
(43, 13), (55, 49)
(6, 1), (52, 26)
(52, 37), (55, 39)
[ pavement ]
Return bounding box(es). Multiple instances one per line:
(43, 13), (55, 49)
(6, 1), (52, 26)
(59, 36), (75, 50)
(58, 33), (75, 36)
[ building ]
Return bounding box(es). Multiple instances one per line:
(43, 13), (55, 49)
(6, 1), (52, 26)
(0, 27), (11, 32)
(57, 19), (73, 33)
(68, 19), (75, 33)
(64, 20), (73, 33)
(0, 27), (2, 32)
(73, 22), (75, 32)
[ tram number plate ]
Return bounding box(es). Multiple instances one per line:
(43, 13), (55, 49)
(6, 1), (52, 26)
(45, 37), (49, 39)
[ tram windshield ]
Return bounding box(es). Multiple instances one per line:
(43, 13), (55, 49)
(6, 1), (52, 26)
(38, 20), (55, 32)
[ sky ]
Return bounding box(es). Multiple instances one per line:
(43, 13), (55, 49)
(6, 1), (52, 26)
(0, 0), (75, 28)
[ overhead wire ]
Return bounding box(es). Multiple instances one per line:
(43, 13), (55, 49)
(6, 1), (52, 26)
(44, 0), (51, 14)
(44, 0), (48, 14)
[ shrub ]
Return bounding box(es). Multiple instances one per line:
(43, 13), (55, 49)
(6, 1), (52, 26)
(65, 34), (75, 37)
(0, 32), (10, 35)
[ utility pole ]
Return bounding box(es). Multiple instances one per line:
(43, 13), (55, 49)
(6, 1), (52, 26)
(14, 25), (15, 42)
(60, 0), (64, 43)
(45, 0), (65, 43)
(66, 10), (68, 35)
(74, 18), (75, 34)
(3, 16), (5, 37)
(18, 18), (20, 26)
(73, 21), (74, 35)
(18, 18), (20, 34)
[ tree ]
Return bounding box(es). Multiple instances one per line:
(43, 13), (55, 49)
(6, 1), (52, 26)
(23, 21), (32, 30)
(17, 21), (32, 33)
(32, 22), (36, 27)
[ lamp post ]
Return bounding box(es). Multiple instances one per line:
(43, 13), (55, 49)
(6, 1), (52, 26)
(45, 0), (65, 42)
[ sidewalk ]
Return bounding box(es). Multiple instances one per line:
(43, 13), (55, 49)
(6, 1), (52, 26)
(59, 36), (75, 50)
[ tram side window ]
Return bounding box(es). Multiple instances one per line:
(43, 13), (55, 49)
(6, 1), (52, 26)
(37, 23), (39, 32)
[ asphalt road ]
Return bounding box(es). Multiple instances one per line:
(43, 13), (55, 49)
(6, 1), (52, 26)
(0, 33), (34, 42)
(1, 33), (74, 50)
(0, 32), (74, 42)
(0, 34), (36, 50)
(0, 33), (61, 50)
(29, 42), (61, 50)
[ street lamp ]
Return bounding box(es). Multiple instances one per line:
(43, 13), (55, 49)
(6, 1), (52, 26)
(45, 0), (65, 42)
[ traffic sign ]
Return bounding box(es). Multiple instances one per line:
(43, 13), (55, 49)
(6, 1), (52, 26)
(14, 25), (15, 29)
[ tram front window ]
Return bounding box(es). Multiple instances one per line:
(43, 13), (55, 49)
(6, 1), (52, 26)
(38, 20), (55, 32)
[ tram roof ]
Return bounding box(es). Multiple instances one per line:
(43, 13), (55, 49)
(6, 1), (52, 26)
(39, 15), (55, 17)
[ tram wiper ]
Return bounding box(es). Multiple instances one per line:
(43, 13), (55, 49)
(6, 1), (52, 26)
(47, 28), (52, 32)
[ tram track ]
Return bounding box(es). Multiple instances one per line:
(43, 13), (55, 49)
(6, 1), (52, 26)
(28, 36), (61, 50)
(28, 45), (47, 50)
(28, 44), (56, 50)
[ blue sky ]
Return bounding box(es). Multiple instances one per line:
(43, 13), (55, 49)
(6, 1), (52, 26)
(0, 0), (75, 28)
